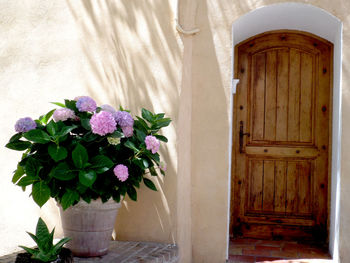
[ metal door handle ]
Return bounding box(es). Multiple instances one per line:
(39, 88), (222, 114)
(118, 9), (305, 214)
(239, 121), (250, 153)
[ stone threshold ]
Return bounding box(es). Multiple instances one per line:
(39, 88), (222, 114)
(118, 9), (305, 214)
(0, 241), (179, 263)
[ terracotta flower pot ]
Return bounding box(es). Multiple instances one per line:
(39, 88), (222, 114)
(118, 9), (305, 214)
(58, 199), (122, 257)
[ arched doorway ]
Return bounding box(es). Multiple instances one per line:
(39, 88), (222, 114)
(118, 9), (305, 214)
(228, 3), (342, 260)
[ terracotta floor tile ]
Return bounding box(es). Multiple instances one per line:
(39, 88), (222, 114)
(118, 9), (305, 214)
(231, 238), (260, 245)
(258, 240), (286, 247)
(231, 244), (256, 250)
(255, 245), (282, 252)
(229, 246), (243, 255)
(230, 238), (332, 262)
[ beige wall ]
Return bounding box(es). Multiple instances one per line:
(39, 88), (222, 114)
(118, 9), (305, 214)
(0, 0), (181, 255)
(2, 0), (350, 262)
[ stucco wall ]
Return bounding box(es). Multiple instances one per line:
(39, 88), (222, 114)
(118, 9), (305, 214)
(0, 0), (181, 255)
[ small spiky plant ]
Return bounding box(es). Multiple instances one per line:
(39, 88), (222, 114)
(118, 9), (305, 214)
(20, 218), (71, 262)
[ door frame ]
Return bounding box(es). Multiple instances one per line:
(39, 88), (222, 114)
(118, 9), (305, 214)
(226, 3), (342, 261)
(231, 29), (333, 240)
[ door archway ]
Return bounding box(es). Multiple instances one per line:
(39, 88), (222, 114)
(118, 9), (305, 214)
(228, 3), (342, 259)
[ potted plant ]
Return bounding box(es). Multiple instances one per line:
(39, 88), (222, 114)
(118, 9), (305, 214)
(6, 96), (171, 257)
(16, 217), (73, 263)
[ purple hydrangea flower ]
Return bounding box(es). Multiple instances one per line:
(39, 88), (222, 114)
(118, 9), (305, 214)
(76, 96), (97, 112)
(15, 117), (37, 133)
(100, 104), (118, 119)
(52, 108), (76, 122)
(122, 126), (133, 137)
(115, 111), (134, 127)
(145, 135), (160, 154)
(113, 164), (129, 182)
(90, 111), (116, 136)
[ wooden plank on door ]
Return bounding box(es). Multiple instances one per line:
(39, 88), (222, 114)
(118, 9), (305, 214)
(276, 49), (289, 142)
(252, 53), (266, 141)
(288, 49), (301, 142)
(249, 159), (263, 211)
(263, 160), (275, 212)
(265, 51), (277, 141)
(274, 160), (286, 213)
(286, 161), (298, 214)
(300, 53), (314, 143)
(298, 161), (312, 215)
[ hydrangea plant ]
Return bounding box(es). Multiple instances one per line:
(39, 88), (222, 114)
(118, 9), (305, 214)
(6, 97), (171, 210)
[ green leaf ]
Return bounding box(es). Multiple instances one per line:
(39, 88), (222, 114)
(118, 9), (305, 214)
(124, 141), (139, 153)
(23, 129), (51, 144)
(141, 108), (154, 122)
(127, 186), (137, 201)
(46, 120), (57, 136)
(80, 118), (91, 130)
(151, 118), (171, 129)
(149, 166), (158, 176)
(12, 165), (25, 183)
(52, 162), (76, 181)
(154, 134), (168, 142)
(52, 237), (71, 254)
(136, 129), (146, 141)
(83, 132), (98, 142)
(51, 102), (66, 107)
(132, 158), (149, 169)
(76, 183), (88, 194)
(111, 130), (125, 138)
(9, 133), (22, 143)
(90, 155), (113, 173)
(32, 182), (51, 207)
(143, 178), (157, 191)
(134, 118), (149, 133)
(5, 141), (31, 151)
(25, 158), (42, 177)
(65, 99), (78, 111)
(57, 125), (77, 137)
(145, 152), (160, 164)
(40, 109), (55, 125)
(35, 218), (50, 252)
(61, 190), (80, 210)
(48, 144), (68, 162)
(72, 144), (88, 169)
(155, 113), (165, 120)
(19, 245), (39, 256)
(17, 176), (38, 187)
(78, 170), (97, 187)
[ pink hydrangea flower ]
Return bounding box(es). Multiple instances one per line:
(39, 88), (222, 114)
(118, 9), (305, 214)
(122, 126), (133, 137)
(15, 117), (37, 133)
(159, 161), (167, 172)
(76, 96), (97, 112)
(52, 108), (76, 122)
(115, 111), (134, 127)
(113, 164), (129, 182)
(145, 135), (160, 154)
(90, 111), (116, 136)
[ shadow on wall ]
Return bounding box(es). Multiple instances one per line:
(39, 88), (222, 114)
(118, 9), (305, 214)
(66, 0), (182, 243)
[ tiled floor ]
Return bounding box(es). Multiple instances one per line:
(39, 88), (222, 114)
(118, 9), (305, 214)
(228, 238), (332, 263)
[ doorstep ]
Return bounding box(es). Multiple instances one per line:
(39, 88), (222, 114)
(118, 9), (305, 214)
(0, 241), (179, 263)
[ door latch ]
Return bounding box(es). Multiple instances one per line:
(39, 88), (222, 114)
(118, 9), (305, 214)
(239, 121), (250, 153)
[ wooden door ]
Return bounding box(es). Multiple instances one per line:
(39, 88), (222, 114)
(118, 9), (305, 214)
(231, 31), (332, 241)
